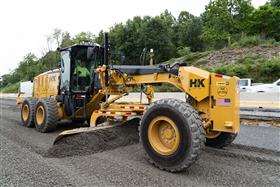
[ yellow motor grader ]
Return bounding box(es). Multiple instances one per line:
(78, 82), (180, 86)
(18, 33), (240, 172)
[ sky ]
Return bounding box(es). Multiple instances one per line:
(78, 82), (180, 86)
(0, 0), (267, 76)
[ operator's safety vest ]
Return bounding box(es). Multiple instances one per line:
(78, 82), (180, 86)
(74, 66), (90, 77)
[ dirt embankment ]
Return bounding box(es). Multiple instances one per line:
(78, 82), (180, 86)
(203, 46), (280, 68)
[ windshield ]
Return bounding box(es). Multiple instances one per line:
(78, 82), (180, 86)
(240, 79), (248, 86)
(71, 46), (104, 92)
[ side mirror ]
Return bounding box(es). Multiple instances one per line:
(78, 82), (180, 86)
(87, 47), (94, 60)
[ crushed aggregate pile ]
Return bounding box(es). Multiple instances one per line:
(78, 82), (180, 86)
(45, 118), (140, 158)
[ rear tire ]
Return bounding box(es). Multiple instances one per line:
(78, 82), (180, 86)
(139, 98), (205, 172)
(21, 97), (37, 128)
(34, 98), (59, 133)
(205, 132), (237, 148)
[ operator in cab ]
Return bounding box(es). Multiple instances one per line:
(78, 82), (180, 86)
(73, 60), (90, 90)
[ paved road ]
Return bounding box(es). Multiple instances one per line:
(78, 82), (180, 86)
(0, 98), (280, 186)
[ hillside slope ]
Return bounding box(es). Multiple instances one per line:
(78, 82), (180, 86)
(165, 46), (280, 83)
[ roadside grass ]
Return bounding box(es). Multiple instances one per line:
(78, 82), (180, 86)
(213, 57), (280, 83)
(230, 35), (280, 48)
(0, 82), (19, 93)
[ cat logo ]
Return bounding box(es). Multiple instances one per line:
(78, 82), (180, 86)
(190, 79), (205, 88)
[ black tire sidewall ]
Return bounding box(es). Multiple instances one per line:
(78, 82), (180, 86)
(205, 132), (237, 148)
(34, 100), (47, 132)
(141, 105), (192, 168)
(21, 100), (32, 127)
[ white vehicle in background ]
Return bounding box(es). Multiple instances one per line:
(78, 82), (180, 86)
(247, 79), (280, 93)
(16, 81), (33, 104)
(239, 78), (263, 92)
(19, 81), (33, 97)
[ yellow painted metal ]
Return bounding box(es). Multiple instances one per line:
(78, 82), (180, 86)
(148, 116), (180, 156)
(56, 103), (65, 119)
(100, 103), (146, 112)
(90, 102), (146, 126)
(205, 129), (221, 139)
(22, 104), (29, 121)
(209, 75), (240, 133)
(90, 65), (240, 134)
(109, 70), (184, 91)
(74, 90), (105, 119)
(36, 106), (45, 126)
(33, 71), (60, 99)
(179, 66), (210, 102)
(144, 85), (154, 104)
(16, 92), (24, 105)
(22, 58), (240, 136)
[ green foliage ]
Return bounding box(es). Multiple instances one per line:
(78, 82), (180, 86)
(174, 11), (204, 51)
(154, 84), (180, 92)
(201, 0), (254, 48)
(214, 57), (280, 83)
(2, 1), (279, 92)
(60, 32), (74, 48)
(258, 57), (280, 82)
(105, 11), (177, 65)
(72, 32), (96, 43)
(248, 4), (280, 41)
(194, 60), (209, 66)
(180, 51), (209, 62)
(230, 35), (278, 48)
(0, 82), (20, 93)
(0, 29), (97, 92)
(271, 0), (280, 8)
(177, 47), (191, 56)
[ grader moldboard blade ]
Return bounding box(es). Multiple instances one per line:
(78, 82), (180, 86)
(51, 118), (140, 157)
(53, 125), (116, 145)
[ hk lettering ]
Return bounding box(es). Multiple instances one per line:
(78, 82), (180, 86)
(190, 79), (205, 87)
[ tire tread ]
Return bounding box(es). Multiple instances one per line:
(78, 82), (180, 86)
(139, 98), (205, 172)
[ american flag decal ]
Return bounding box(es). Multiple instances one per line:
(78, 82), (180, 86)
(217, 98), (231, 106)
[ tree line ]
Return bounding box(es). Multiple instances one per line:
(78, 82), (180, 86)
(1, 0), (279, 89)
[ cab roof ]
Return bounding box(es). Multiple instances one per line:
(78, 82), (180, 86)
(59, 42), (102, 52)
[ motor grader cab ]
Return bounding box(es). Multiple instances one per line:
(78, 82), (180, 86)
(18, 33), (240, 172)
(58, 43), (105, 119)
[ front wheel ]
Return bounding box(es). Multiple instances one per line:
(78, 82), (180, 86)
(139, 98), (205, 172)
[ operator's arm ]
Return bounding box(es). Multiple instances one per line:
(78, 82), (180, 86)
(85, 68), (90, 76)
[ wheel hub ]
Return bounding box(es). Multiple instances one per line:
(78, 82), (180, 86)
(163, 128), (173, 139)
(36, 106), (45, 126)
(148, 116), (180, 155)
(22, 104), (29, 121)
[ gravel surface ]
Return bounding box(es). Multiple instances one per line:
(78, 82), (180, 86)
(234, 125), (280, 152)
(0, 98), (280, 186)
